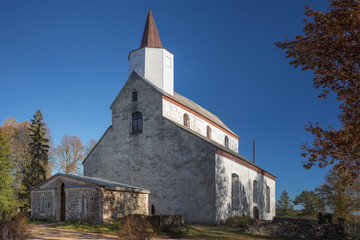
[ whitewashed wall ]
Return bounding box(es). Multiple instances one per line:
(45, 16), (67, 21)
(129, 47), (174, 96)
(162, 98), (239, 152)
(215, 153), (276, 223)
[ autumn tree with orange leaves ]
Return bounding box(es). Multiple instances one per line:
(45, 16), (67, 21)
(276, 0), (360, 180)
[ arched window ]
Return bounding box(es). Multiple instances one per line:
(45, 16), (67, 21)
(253, 180), (258, 204)
(183, 114), (189, 127)
(224, 136), (229, 147)
(132, 112), (143, 133)
(206, 126), (212, 138)
(81, 193), (85, 214)
(231, 174), (240, 210)
(41, 194), (45, 213)
(266, 186), (270, 213)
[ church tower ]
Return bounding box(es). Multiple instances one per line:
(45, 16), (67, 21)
(128, 10), (174, 96)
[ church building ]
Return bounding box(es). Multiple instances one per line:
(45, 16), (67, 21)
(31, 10), (276, 224)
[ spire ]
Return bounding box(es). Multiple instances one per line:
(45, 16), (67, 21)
(140, 10), (163, 48)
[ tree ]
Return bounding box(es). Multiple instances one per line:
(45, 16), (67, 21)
(0, 118), (31, 208)
(85, 139), (97, 156)
(27, 110), (50, 187)
(0, 128), (14, 214)
(55, 134), (85, 174)
(293, 190), (325, 219)
(276, 190), (295, 217)
(276, 0), (360, 180)
(315, 168), (360, 220)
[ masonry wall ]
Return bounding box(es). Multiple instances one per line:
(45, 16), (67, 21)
(162, 98), (239, 152)
(102, 190), (149, 222)
(215, 153), (276, 223)
(65, 187), (102, 223)
(84, 73), (217, 223)
(31, 190), (55, 220)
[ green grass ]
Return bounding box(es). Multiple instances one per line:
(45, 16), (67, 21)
(183, 224), (307, 240)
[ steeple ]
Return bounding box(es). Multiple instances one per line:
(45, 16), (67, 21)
(140, 10), (163, 48)
(128, 10), (174, 96)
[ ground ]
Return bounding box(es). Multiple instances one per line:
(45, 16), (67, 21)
(28, 223), (305, 240)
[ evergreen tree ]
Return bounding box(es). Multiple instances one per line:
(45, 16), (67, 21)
(27, 110), (49, 188)
(294, 190), (325, 219)
(276, 190), (295, 217)
(0, 129), (14, 214)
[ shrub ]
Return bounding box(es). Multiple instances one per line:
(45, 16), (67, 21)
(0, 213), (29, 240)
(118, 215), (153, 240)
(224, 215), (251, 227)
(318, 212), (333, 224)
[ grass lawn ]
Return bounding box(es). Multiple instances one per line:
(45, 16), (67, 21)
(28, 220), (306, 239)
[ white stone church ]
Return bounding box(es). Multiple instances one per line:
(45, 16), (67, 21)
(31, 10), (276, 224)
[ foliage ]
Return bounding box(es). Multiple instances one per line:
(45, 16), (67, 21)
(317, 212), (332, 224)
(224, 215), (251, 227)
(0, 129), (14, 214)
(293, 190), (325, 219)
(315, 167), (360, 220)
(27, 110), (50, 186)
(276, 190), (295, 217)
(118, 215), (153, 240)
(54, 134), (84, 174)
(0, 213), (29, 240)
(276, 0), (360, 180)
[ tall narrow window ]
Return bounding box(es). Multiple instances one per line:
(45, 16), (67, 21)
(132, 112), (143, 133)
(132, 91), (137, 102)
(231, 174), (240, 210)
(266, 186), (270, 213)
(183, 114), (189, 127)
(225, 136), (229, 147)
(206, 126), (212, 138)
(41, 194), (45, 213)
(81, 194), (85, 214)
(253, 180), (258, 204)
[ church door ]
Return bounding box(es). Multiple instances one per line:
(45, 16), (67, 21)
(253, 206), (259, 219)
(60, 183), (66, 221)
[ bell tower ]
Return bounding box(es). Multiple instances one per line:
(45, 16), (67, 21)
(129, 10), (174, 96)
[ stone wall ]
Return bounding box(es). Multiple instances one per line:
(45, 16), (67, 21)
(66, 187), (101, 223)
(31, 191), (54, 220)
(102, 189), (149, 222)
(215, 154), (276, 222)
(244, 218), (349, 239)
(84, 72), (217, 223)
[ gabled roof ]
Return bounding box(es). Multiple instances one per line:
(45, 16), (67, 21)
(140, 10), (163, 48)
(30, 173), (150, 193)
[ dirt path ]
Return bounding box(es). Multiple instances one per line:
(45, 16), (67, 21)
(29, 224), (181, 240)
(29, 224), (118, 240)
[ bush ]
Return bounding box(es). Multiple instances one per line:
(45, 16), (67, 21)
(318, 212), (332, 224)
(224, 215), (251, 227)
(0, 213), (29, 240)
(118, 215), (153, 240)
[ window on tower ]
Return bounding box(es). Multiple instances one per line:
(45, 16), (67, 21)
(132, 112), (143, 133)
(132, 91), (138, 102)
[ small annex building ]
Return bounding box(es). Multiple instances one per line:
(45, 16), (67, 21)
(30, 173), (149, 223)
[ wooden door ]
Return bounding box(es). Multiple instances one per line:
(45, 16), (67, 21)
(253, 206), (259, 219)
(61, 183), (65, 221)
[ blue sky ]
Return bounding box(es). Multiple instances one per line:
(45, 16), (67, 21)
(0, 0), (339, 203)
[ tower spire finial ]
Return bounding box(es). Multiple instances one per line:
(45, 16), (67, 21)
(140, 9), (163, 48)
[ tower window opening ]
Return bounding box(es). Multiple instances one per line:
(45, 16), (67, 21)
(132, 112), (143, 133)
